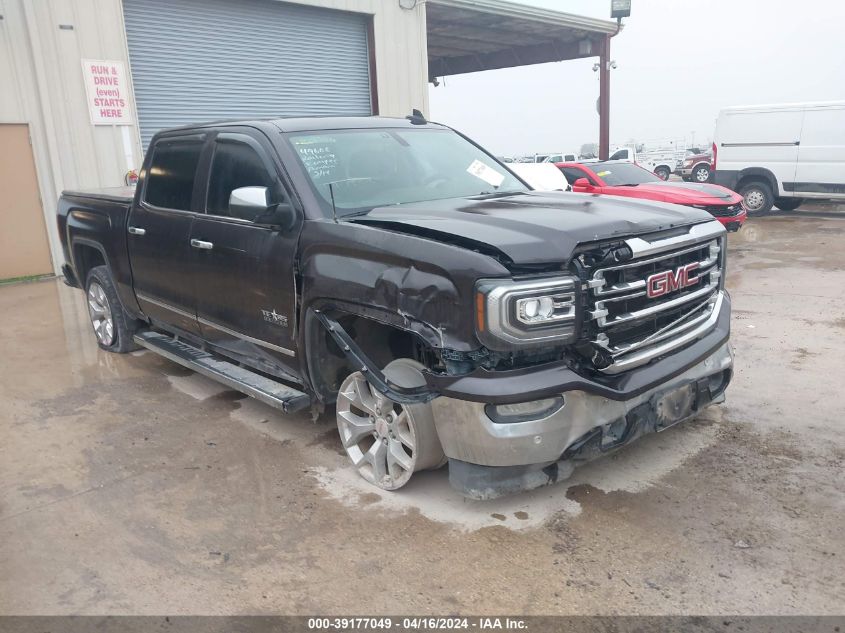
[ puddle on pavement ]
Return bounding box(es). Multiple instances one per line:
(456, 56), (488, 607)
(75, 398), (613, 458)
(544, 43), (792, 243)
(309, 464), (581, 532)
(308, 418), (721, 533)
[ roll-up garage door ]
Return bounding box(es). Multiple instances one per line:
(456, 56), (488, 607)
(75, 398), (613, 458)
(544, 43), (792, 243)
(122, 0), (373, 149)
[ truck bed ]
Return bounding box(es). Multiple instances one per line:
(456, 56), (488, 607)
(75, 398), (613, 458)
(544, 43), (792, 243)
(57, 186), (136, 292)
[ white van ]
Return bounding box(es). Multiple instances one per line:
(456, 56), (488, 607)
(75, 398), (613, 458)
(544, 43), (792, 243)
(712, 101), (845, 212)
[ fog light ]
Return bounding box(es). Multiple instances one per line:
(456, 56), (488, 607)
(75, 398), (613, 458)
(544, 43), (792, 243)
(485, 397), (565, 424)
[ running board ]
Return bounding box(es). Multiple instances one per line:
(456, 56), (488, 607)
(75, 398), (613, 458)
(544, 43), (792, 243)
(134, 331), (311, 413)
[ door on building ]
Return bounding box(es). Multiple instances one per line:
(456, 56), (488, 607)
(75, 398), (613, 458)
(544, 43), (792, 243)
(122, 0), (374, 151)
(0, 124), (52, 280)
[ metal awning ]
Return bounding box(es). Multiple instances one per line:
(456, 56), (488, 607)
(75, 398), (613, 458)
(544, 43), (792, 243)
(426, 0), (618, 82)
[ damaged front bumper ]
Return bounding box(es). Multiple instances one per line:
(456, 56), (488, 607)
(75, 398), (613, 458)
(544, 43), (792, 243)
(432, 341), (733, 500)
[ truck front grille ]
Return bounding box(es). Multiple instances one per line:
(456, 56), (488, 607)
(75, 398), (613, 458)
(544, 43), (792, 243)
(584, 222), (725, 374)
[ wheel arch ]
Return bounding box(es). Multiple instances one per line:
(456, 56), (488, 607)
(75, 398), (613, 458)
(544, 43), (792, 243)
(72, 238), (109, 284)
(302, 302), (440, 404)
(735, 167), (779, 195)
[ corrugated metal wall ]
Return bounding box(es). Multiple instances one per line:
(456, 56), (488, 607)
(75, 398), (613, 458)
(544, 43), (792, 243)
(0, 0), (430, 274)
(123, 0), (374, 149)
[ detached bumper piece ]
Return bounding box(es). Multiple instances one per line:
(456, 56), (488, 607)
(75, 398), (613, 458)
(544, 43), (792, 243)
(134, 331), (310, 413)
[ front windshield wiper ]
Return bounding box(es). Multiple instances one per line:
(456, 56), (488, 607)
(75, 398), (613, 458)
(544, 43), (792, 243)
(471, 190), (529, 199)
(337, 208), (374, 219)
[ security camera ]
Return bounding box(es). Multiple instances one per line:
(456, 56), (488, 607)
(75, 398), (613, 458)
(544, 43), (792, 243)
(592, 63), (601, 72)
(609, 60), (618, 69)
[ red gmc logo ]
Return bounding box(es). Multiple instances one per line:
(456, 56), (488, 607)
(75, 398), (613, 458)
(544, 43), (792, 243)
(646, 262), (700, 298)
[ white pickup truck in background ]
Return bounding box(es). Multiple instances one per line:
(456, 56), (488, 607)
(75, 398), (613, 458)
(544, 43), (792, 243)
(535, 151), (578, 163)
(608, 146), (676, 181)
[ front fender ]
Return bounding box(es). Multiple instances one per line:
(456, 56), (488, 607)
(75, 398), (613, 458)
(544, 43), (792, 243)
(297, 220), (510, 352)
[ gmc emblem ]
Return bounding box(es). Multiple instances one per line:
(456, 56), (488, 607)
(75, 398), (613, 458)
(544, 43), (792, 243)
(647, 262), (700, 298)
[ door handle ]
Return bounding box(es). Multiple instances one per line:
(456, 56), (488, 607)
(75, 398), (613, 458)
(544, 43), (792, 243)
(127, 226), (146, 236)
(190, 239), (214, 250)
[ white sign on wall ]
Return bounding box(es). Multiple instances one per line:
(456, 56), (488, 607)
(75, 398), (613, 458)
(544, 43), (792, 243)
(81, 59), (134, 125)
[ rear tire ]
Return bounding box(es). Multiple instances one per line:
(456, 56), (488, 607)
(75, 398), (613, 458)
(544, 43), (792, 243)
(774, 197), (803, 211)
(692, 164), (711, 183)
(654, 166), (671, 181)
(739, 180), (774, 214)
(85, 265), (139, 353)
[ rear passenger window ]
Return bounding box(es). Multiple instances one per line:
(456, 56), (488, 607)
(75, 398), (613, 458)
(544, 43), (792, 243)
(145, 140), (203, 210)
(206, 140), (275, 221)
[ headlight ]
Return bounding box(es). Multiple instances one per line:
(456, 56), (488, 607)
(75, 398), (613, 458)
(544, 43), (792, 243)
(475, 277), (578, 349)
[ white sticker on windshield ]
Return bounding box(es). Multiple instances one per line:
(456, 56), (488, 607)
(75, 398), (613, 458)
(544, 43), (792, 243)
(466, 160), (505, 189)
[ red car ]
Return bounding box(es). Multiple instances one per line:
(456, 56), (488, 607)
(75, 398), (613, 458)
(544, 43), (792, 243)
(556, 160), (746, 232)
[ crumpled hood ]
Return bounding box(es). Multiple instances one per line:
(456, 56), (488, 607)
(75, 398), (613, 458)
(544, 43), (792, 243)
(632, 182), (741, 203)
(350, 191), (713, 265)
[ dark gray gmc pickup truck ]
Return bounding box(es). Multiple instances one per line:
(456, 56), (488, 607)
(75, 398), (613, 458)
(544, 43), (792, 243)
(57, 115), (733, 498)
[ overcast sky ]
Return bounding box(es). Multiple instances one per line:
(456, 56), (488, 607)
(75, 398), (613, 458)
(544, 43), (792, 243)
(428, 0), (845, 156)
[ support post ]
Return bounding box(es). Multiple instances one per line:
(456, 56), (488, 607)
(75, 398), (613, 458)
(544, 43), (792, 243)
(598, 35), (611, 160)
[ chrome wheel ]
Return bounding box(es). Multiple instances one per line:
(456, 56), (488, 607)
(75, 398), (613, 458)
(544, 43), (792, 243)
(87, 281), (115, 346)
(336, 360), (444, 490)
(694, 166), (710, 182)
(744, 188), (765, 212)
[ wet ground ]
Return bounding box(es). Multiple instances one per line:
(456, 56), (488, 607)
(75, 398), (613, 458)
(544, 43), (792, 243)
(1, 208), (843, 615)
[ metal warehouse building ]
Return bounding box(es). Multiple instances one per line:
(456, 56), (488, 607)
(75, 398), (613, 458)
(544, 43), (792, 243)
(0, 0), (615, 279)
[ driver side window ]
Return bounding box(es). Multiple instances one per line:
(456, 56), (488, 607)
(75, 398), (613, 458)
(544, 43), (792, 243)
(206, 140), (275, 221)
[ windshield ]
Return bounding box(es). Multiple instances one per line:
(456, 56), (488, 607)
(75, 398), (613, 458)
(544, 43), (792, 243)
(285, 128), (527, 217)
(592, 162), (662, 186)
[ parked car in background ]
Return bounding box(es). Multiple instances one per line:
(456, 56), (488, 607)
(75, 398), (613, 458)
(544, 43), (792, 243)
(508, 163), (571, 191)
(607, 146), (676, 181)
(557, 160), (746, 232)
(712, 101), (845, 213)
(681, 150), (713, 183)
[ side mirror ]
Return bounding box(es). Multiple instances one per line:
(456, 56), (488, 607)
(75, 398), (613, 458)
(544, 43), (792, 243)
(572, 177), (595, 192)
(229, 186), (294, 229)
(230, 186), (270, 219)
(253, 202), (295, 230)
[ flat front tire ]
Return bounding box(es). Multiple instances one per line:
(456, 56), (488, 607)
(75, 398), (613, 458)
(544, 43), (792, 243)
(85, 265), (138, 353)
(336, 359), (445, 491)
